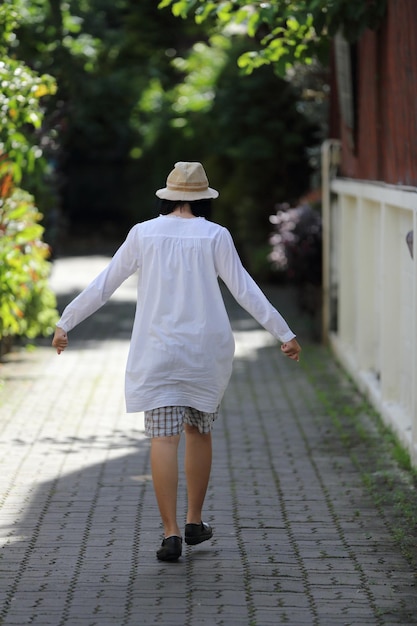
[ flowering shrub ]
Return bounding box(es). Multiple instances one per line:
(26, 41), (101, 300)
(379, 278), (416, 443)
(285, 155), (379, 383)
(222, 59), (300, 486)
(0, 183), (58, 343)
(0, 2), (58, 352)
(269, 202), (322, 286)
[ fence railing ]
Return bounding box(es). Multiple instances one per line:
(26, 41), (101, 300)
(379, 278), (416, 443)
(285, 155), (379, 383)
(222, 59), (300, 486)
(321, 154), (417, 465)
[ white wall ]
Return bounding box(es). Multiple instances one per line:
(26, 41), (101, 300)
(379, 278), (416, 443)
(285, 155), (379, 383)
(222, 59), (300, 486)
(322, 167), (417, 466)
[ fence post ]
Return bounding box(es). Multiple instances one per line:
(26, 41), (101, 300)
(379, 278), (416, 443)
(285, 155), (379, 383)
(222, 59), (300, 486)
(412, 209), (417, 465)
(321, 139), (341, 344)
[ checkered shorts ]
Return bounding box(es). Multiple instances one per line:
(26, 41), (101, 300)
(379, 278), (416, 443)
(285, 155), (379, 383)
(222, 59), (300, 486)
(144, 406), (219, 438)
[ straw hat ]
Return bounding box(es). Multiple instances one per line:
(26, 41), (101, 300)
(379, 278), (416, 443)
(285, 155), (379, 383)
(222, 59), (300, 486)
(156, 161), (219, 201)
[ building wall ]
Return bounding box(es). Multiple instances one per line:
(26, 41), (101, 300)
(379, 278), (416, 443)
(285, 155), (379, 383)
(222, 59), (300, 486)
(332, 0), (417, 186)
(321, 170), (417, 466)
(324, 1), (417, 465)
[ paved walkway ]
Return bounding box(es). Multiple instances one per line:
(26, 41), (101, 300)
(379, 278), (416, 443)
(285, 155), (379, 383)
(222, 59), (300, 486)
(0, 254), (416, 626)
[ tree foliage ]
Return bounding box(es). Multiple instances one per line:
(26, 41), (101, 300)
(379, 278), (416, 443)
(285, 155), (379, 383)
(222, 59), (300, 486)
(147, 35), (319, 276)
(0, 1), (59, 345)
(159, 0), (387, 75)
(0, 186), (59, 342)
(6, 0), (322, 282)
(211, 50), (318, 275)
(0, 1), (56, 185)
(14, 0), (210, 230)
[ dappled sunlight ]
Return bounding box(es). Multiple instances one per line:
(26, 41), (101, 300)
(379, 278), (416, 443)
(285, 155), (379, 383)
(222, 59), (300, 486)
(2, 253), (417, 624)
(233, 328), (276, 360)
(49, 255), (138, 301)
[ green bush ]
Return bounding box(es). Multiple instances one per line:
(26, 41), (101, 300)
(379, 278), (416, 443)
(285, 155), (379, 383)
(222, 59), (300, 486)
(0, 184), (59, 342)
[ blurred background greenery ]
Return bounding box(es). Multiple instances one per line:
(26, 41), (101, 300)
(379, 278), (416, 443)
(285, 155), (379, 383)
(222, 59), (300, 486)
(1, 0), (343, 346)
(2, 0), (328, 271)
(1, 0), (387, 345)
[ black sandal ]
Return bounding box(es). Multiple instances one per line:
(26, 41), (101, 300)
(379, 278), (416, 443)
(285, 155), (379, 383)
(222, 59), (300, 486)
(184, 522), (213, 546)
(156, 536), (182, 561)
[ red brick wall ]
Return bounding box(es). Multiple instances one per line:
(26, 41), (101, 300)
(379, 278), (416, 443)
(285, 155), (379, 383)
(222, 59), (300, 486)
(332, 0), (417, 186)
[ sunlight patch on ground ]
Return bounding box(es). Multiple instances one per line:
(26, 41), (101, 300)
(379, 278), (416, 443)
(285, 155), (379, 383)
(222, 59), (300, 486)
(233, 329), (277, 360)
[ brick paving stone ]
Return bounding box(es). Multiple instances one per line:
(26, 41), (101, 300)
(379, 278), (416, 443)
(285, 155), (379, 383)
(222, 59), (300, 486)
(0, 255), (417, 625)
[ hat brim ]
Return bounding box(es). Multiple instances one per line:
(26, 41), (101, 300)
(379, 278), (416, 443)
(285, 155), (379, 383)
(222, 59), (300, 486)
(155, 186), (219, 200)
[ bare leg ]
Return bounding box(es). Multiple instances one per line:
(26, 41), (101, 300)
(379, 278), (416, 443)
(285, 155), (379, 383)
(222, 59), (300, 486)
(150, 435), (181, 537)
(184, 424), (212, 524)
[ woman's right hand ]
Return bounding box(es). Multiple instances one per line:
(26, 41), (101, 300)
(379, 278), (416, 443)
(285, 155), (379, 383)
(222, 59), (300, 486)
(52, 327), (68, 354)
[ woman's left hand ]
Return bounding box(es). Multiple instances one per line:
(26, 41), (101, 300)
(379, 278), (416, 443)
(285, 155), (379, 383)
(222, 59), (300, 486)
(281, 338), (301, 362)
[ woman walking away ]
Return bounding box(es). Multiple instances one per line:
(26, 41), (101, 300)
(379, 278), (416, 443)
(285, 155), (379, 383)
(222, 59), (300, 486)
(52, 161), (301, 562)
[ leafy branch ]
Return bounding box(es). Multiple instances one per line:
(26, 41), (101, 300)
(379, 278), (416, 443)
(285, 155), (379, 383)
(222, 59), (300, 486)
(158, 0), (387, 75)
(0, 0), (56, 182)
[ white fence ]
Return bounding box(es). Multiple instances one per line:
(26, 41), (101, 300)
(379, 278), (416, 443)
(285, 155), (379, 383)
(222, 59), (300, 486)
(322, 142), (417, 465)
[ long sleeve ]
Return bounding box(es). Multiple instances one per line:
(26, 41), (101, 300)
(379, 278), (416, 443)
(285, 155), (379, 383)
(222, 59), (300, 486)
(57, 227), (139, 333)
(214, 227), (296, 343)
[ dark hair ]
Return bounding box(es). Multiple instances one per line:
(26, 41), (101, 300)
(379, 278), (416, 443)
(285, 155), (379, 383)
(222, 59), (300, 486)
(156, 198), (212, 219)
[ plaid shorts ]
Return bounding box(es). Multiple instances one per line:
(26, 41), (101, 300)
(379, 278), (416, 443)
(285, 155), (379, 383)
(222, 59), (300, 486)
(144, 405), (219, 438)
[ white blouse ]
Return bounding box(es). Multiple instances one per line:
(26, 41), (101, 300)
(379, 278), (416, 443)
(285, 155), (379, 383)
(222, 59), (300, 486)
(57, 215), (296, 413)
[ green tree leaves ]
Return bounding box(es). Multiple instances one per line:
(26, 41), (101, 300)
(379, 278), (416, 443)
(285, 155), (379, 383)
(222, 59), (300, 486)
(159, 0), (387, 75)
(0, 188), (59, 341)
(0, 1), (56, 183)
(0, 0), (58, 345)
